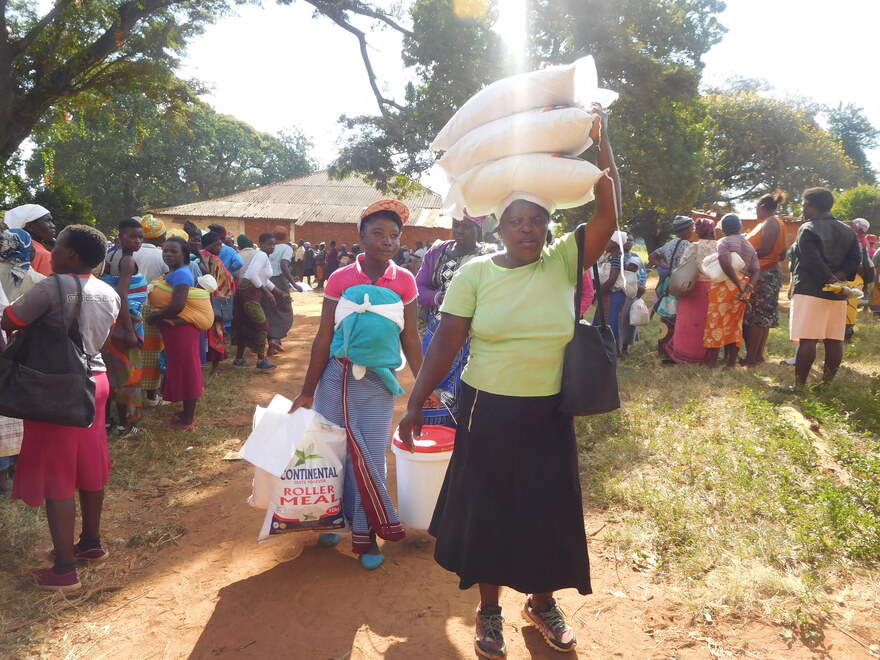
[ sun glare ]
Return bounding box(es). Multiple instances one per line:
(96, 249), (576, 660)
(494, 0), (528, 71)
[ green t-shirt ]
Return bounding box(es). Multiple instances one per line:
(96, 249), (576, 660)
(439, 229), (579, 397)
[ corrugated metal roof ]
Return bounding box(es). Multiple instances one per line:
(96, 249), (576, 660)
(150, 170), (451, 228)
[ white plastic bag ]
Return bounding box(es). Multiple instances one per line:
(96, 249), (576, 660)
(257, 413), (347, 541)
(432, 56), (618, 152)
(437, 106), (595, 179)
(597, 262), (637, 298)
(240, 395), (313, 476)
(444, 153), (605, 218)
(629, 298), (651, 326)
(702, 252), (745, 283)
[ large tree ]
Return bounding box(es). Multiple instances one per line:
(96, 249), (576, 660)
(25, 88), (316, 231)
(827, 103), (878, 185)
(328, 0), (727, 247)
(832, 184), (880, 231)
(698, 90), (860, 208)
(0, 0), (420, 173)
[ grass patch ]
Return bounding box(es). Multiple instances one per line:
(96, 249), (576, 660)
(0, 359), (257, 649)
(579, 307), (880, 630)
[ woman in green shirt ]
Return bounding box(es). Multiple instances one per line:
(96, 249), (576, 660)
(399, 105), (620, 659)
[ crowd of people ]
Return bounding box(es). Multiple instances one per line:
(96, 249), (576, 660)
(0, 150), (875, 657)
(643, 187), (871, 389)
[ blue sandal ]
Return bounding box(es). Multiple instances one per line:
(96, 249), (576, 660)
(318, 533), (341, 547)
(360, 552), (384, 570)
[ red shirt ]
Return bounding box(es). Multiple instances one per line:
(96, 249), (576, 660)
(31, 241), (53, 276)
(324, 255), (418, 304)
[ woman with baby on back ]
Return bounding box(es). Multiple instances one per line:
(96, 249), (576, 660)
(289, 200), (426, 570)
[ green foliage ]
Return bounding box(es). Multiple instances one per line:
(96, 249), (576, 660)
(0, 0), (228, 165)
(832, 184), (880, 231)
(17, 183), (97, 230)
(333, 0), (727, 220)
(828, 103), (878, 185)
(25, 88), (316, 233)
(330, 0), (503, 193)
(699, 91), (860, 207)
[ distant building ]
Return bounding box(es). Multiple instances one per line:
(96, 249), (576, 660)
(150, 170), (452, 247)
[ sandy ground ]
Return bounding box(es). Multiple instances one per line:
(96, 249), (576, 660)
(8, 291), (877, 659)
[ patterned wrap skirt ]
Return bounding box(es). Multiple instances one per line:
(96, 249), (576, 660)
(744, 264), (781, 328)
(233, 279), (270, 355)
(313, 358), (405, 554)
(703, 276), (747, 348)
(266, 274), (294, 340)
(430, 382), (592, 595)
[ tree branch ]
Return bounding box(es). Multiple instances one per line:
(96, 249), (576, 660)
(304, 2), (404, 118)
(9, 0), (75, 57)
(302, 0), (414, 38)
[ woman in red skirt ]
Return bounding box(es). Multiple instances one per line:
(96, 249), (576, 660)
(145, 236), (203, 430)
(1, 225), (121, 592)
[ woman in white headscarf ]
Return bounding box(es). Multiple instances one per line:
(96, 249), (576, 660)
(3, 204), (55, 276)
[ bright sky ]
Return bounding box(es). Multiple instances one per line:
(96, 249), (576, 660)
(181, 0), (880, 196)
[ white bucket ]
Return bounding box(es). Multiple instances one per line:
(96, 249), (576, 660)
(391, 425), (455, 530)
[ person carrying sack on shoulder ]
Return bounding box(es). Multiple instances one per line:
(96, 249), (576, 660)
(649, 215), (694, 355)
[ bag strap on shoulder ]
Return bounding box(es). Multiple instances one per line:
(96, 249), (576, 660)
(573, 225), (607, 327)
(53, 274), (84, 333)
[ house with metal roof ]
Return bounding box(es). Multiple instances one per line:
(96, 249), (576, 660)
(150, 170), (452, 247)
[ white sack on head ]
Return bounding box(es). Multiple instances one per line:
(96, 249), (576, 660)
(438, 106), (596, 179)
(443, 153), (605, 218)
(431, 56), (618, 152)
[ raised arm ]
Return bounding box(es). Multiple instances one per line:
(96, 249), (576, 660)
(582, 105), (621, 269)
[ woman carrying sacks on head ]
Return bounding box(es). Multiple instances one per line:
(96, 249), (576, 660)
(398, 105), (620, 658)
(200, 232), (234, 375)
(1, 226), (121, 592)
(742, 191), (787, 365)
(415, 210), (495, 426)
(288, 200), (425, 571)
(101, 219), (149, 437)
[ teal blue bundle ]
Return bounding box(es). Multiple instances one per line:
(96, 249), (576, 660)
(331, 284), (405, 395)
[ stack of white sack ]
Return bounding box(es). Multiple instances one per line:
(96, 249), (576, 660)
(431, 56), (618, 219)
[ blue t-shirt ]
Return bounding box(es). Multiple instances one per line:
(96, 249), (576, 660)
(166, 266), (195, 287)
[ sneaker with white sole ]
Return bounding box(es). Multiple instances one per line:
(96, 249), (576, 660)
(474, 605), (506, 658)
(522, 597), (577, 652)
(30, 567), (82, 593)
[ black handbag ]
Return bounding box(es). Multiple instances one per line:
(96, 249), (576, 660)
(211, 295), (233, 323)
(558, 225), (621, 417)
(0, 275), (97, 428)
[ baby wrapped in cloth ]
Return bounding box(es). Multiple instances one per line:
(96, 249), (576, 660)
(332, 284), (406, 395)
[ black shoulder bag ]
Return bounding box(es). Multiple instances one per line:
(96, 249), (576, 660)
(559, 225), (621, 417)
(0, 275), (97, 428)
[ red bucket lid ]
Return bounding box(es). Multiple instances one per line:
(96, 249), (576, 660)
(393, 424), (456, 453)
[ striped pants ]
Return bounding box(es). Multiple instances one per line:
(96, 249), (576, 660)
(313, 358), (404, 553)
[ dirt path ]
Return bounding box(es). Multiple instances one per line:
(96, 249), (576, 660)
(11, 292), (873, 659)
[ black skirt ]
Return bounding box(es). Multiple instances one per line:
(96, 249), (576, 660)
(429, 383), (592, 595)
